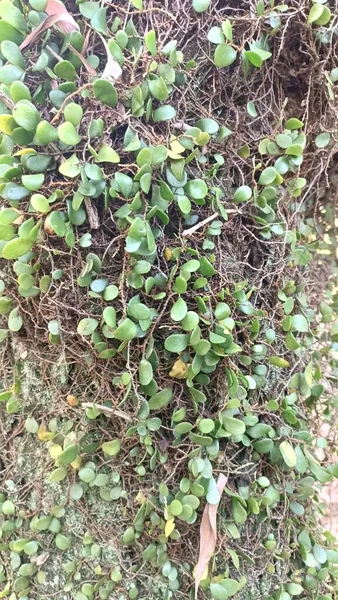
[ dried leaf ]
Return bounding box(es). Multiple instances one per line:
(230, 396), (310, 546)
(44, 0), (79, 34)
(67, 44), (97, 76)
(20, 14), (64, 50)
(84, 198), (100, 229)
(97, 33), (122, 80)
(20, 5), (78, 51)
(194, 473), (227, 599)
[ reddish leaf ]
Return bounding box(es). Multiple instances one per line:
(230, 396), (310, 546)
(194, 473), (227, 599)
(44, 0), (79, 34)
(20, 14), (65, 50)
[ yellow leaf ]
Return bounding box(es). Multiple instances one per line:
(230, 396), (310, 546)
(0, 115), (16, 135)
(14, 148), (37, 156)
(169, 358), (188, 379)
(38, 424), (53, 441)
(165, 518), (175, 538)
(164, 247), (172, 261)
(170, 140), (185, 154)
(135, 491), (147, 505)
(49, 444), (62, 459)
(168, 150), (184, 160)
(70, 455), (82, 469)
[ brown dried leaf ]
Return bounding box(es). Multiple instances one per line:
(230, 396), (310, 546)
(84, 198), (100, 230)
(68, 44), (97, 76)
(20, 0), (79, 50)
(44, 0), (79, 34)
(194, 473), (227, 599)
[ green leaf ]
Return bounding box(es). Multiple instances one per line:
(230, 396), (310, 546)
(280, 440), (297, 467)
(170, 297), (188, 322)
(22, 174), (44, 191)
(198, 418), (215, 434)
(192, 0), (210, 12)
(247, 101), (257, 117)
(0, 20), (24, 45)
(165, 333), (190, 353)
(145, 29), (156, 55)
(25, 416), (38, 433)
(148, 76), (168, 101)
(210, 583), (228, 600)
(223, 416), (246, 435)
(55, 534), (71, 550)
(2, 237), (33, 259)
(314, 5), (331, 25)
(307, 3), (324, 23)
(58, 444), (78, 465)
(54, 60), (76, 81)
(49, 467), (68, 482)
(139, 359), (153, 386)
(259, 167), (277, 185)
(220, 580), (240, 597)
(97, 143), (120, 163)
(13, 100), (40, 131)
(93, 79), (118, 108)
(291, 314), (308, 332)
(275, 133), (292, 148)
(222, 19), (233, 41)
(184, 179), (208, 199)
(48, 211), (66, 236)
(91, 7), (108, 34)
(79, 467), (96, 482)
(64, 103), (83, 127)
(102, 306), (116, 328)
(8, 307), (22, 332)
(195, 118), (219, 135)
(69, 483), (84, 500)
(286, 584), (303, 596)
(177, 195), (191, 215)
(77, 318), (99, 336)
(285, 118), (303, 130)
(189, 431), (213, 445)
(149, 387), (173, 410)
(58, 122), (81, 146)
(315, 132), (330, 148)
(131, 0), (142, 7)
(153, 105), (176, 122)
(199, 256), (216, 277)
(102, 439), (121, 456)
(182, 311), (199, 331)
(1, 39), (24, 67)
(31, 194), (50, 213)
(234, 185), (252, 202)
(113, 318), (137, 341)
(285, 144), (303, 156)
(24, 541), (38, 556)
(214, 44), (237, 68)
(269, 356), (289, 368)
(244, 50), (262, 68)
(232, 497), (247, 523)
(208, 27), (224, 44)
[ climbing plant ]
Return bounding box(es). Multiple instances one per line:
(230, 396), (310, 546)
(0, 0), (337, 599)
